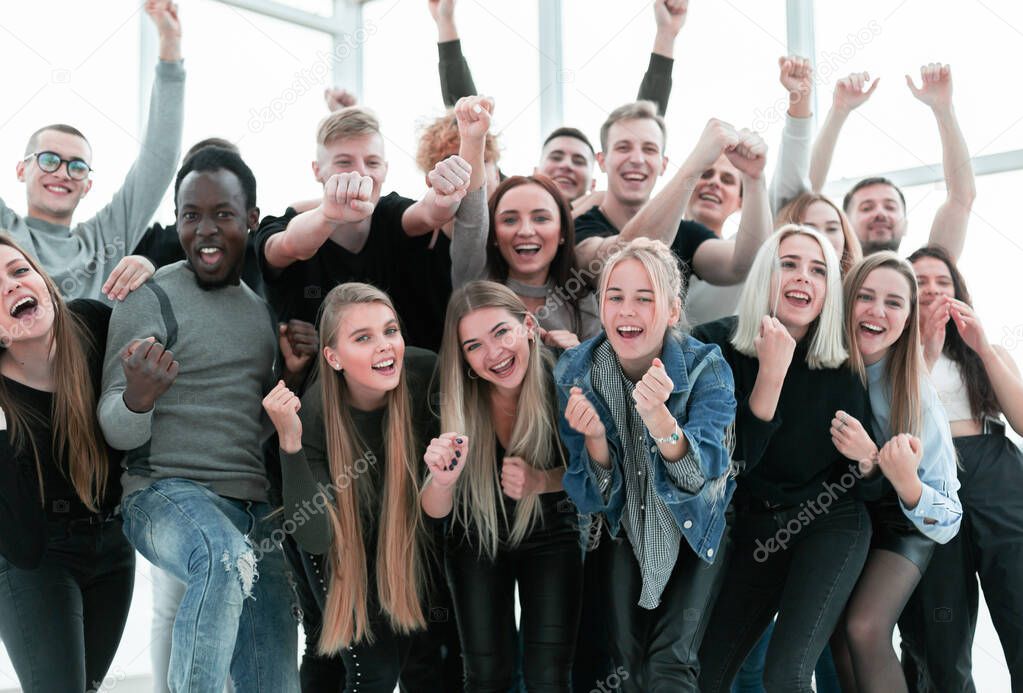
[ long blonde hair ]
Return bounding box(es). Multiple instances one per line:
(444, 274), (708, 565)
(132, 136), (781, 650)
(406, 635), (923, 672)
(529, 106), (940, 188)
(0, 234), (108, 511)
(316, 283), (426, 652)
(732, 225), (848, 369)
(437, 281), (562, 559)
(843, 253), (923, 436)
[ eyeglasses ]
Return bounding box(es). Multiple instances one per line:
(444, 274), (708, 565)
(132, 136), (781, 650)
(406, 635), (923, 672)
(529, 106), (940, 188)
(24, 151), (92, 180)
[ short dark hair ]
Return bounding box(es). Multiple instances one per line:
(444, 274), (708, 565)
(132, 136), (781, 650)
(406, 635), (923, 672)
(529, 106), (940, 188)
(25, 124), (90, 157)
(542, 127), (595, 156)
(183, 137), (239, 162)
(843, 176), (906, 213)
(174, 147), (257, 211)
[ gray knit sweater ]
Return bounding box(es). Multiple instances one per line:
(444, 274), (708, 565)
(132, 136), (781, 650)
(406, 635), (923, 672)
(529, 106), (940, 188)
(98, 262), (277, 502)
(0, 60), (185, 303)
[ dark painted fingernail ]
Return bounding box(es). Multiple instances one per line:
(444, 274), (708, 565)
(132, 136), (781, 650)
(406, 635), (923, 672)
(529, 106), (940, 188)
(449, 459), (458, 469)
(454, 450), (461, 458)
(455, 437), (463, 444)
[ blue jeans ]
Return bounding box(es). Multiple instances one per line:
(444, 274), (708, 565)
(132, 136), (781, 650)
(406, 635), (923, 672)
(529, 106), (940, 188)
(122, 478), (299, 692)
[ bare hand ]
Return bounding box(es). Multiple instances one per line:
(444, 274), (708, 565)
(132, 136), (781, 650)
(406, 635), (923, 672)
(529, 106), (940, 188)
(427, 0), (455, 23)
(654, 0), (688, 37)
(830, 410), (877, 462)
(322, 172), (375, 223)
(724, 128), (768, 179)
(632, 357), (674, 421)
(878, 433), (924, 489)
(102, 255), (156, 302)
(121, 337), (179, 413)
(263, 380), (302, 453)
(145, 1), (181, 40)
(428, 155), (472, 208)
(501, 456), (544, 500)
(540, 328), (581, 351)
(454, 95), (494, 141)
(685, 118), (740, 176)
(920, 297), (951, 366)
(424, 432), (469, 488)
(906, 63), (953, 112)
(324, 87), (357, 112)
(833, 71), (879, 114)
(565, 387), (606, 440)
(754, 316), (796, 377)
(279, 321), (317, 376)
(948, 299), (989, 355)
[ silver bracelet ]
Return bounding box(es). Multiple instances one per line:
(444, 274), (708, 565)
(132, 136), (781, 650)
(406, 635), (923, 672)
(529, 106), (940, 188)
(650, 422), (682, 445)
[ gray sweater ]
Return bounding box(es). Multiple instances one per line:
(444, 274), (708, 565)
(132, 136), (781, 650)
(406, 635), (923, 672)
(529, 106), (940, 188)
(0, 60), (185, 303)
(98, 262), (277, 502)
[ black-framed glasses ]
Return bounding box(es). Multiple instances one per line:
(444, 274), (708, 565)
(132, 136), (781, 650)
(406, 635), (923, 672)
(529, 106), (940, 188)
(24, 151), (92, 180)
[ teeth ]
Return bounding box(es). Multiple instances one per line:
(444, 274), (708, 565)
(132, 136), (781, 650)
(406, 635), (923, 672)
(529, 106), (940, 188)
(373, 358), (395, 369)
(199, 248), (219, 254)
(515, 244), (541, 252)
(10, 297), (34, 317)
(618, 326), (642, 333)
(785, 290), (811, 302)
(491, 357), (513, 371)
(699, 193), (722, 203)
(860, 322), (885, 334)
(622, 173), (646, 181)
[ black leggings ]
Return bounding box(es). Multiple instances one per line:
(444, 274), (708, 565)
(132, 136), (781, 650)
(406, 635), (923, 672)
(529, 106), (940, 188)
(699, 496), (871, 693)
(445, 512), (583, 692)
(0, 519), (135, 693)
(900, 433), (1023, 692)
(604, 529), (731, 693)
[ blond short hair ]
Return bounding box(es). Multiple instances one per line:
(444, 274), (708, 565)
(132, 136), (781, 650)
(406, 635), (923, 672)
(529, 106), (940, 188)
(317, 106), (381, 148)
(598, 237), (685, 335)
(599, 100), (666, 152)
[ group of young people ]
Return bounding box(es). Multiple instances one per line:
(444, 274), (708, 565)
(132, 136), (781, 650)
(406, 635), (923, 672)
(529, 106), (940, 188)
(0, 1), (1021, 693)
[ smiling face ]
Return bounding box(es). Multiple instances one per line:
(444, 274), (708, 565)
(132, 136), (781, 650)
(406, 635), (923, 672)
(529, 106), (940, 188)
(0, 244), (55, 349)
(686, 154), (742, 232)
(601, 258), (679, 374)
(18, 129), (93, 225)
(325, 301), (405, 408)
(538, 135), (594, 201)
(598, 118), (667, 208)
(800, 200), (846, 260)
(493, 183), (564, 285)
(848, 183), (907, 255)
(458, 306), (534, 395)
(314, 133), (388, 203)
(912, 256), (956, 312)
(177, 169), (256, 290)
(850, 266), (913, 365)
(770, 233), (828, 339)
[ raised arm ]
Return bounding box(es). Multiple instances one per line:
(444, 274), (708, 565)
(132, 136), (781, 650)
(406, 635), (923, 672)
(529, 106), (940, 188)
(430, 0), (478, 106)
(809, 71), (879, 192)
(262, 172), (376, 269)
(639, 0), (688, 115)
(769, 56), (814, 213)
(402, 156), (471, 237)
(692, 130), (771, 285)
(908, 63), (975, 261)
(90, 1), (185, 252)
(450, 95), (493, 286)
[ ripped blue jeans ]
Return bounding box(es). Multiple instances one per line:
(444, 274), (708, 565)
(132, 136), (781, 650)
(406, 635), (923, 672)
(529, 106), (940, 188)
(122, 478), (300, 693)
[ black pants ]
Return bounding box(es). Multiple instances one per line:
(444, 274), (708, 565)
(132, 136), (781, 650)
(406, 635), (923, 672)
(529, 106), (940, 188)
(0, 518), (135, 692)
(604, 528), (731, 693)
(900, 433), (1023, 692)
(445, 512), (583, 692)
(699, 495), (871, 693)
(571, 522), (614, 693)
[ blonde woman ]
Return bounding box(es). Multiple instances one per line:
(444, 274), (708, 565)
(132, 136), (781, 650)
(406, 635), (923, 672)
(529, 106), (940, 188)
(420, 280), (582, 692)
(0, 235), (131, 692)
(826, 252), (960, 692)
(264, 282), (434, 693)
(694, 225), (872, 693)
(555, 238), (736, 691)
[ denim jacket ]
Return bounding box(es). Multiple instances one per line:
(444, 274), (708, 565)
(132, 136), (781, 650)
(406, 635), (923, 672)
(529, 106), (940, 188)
(554, 331), (737, 563)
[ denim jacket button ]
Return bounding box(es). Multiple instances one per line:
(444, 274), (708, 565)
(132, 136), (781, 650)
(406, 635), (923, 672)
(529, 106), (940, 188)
(650, 445), (657, 453)
(683, 519), (693, 529)
(707, 548), (714, 557)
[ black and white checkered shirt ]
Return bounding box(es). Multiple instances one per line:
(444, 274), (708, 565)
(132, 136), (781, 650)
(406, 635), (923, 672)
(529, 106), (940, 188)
(589, 340), (704, 608)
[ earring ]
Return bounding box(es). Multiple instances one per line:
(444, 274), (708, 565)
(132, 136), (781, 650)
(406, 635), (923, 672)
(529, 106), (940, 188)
(467, 369), (479, 380)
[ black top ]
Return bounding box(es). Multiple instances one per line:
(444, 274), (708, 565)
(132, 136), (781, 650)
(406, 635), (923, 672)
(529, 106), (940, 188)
(279, 347), (439, 556)
(254, 193), (452, 351)
(438, 40), (675, 116)
(691, 316), (871, 507)
(0, 299), (124, 568)
(574, 207), (717, 290)
(132, 222), (265, 296)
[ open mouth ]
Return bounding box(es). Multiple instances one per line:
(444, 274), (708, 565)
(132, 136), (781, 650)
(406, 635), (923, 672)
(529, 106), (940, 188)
(10, 296), (38, 320)
(616, 325), (644, 340)
(371, 357), (396, 376)
(783, 290), (812, 307)
(858, 321), (886, 337)
(621, 172), (648, 184)
(489, 355), (515, 377)
(197, 246), (224, 268)
(698, 192), (722, 204)
(553, 175), (576, 188)
(513, 243), (541, 257)
(43, 184), (71, 195)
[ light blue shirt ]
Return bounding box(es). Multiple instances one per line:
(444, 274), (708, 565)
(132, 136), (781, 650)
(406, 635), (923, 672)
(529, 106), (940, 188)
(866, 357), (962, 543)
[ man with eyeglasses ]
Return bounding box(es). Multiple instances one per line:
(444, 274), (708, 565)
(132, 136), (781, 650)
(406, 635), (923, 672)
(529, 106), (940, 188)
(0, 1), (185, 304)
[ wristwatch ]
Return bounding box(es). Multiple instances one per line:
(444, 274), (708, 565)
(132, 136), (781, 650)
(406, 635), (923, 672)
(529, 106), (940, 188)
(650, 422), (682, 445)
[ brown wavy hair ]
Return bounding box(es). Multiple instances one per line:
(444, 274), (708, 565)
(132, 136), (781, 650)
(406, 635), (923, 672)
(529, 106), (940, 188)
(776, 192), (862, 276)
(316, 283), (426, 651)
(0, 234), (108, 511)
(908, 245), (999, 420)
